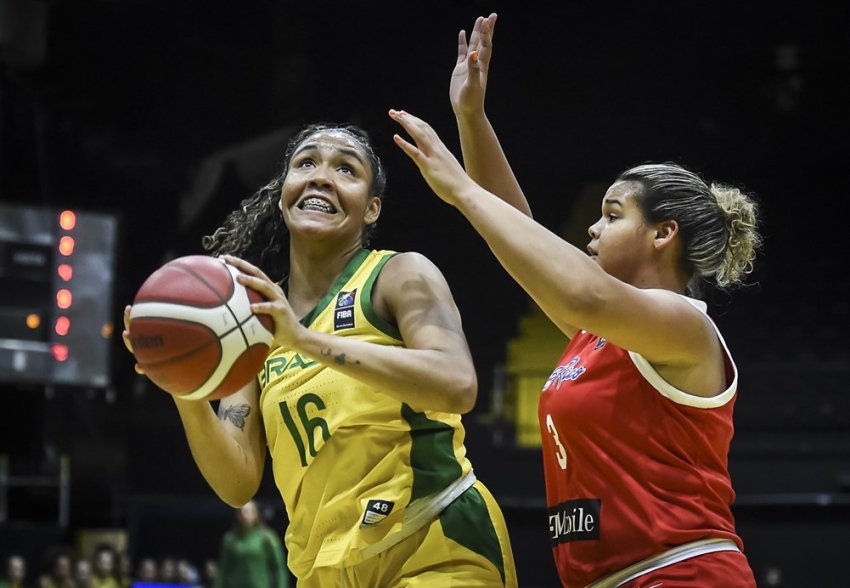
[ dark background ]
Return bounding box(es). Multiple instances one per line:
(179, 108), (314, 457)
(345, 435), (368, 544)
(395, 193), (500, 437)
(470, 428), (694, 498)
(1, 1), (849, 586)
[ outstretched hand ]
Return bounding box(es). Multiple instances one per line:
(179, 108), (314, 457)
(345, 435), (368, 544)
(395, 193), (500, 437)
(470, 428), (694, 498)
(389, 109), (478, 208)
(450, 13), (497, 117)
(221, 255), (305, 349)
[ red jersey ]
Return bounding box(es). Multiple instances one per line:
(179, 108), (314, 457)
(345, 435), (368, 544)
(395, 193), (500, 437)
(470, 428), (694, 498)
(538, 299), (746, 587)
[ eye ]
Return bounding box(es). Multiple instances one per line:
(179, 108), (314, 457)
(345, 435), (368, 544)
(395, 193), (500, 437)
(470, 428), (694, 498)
(338, 164), (354, 175)
(606, 213), (618, 222)
(293, 157), (315, 169)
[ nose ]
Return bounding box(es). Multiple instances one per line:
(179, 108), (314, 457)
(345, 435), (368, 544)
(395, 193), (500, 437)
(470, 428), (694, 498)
(588, 218), (601, 239)
(306, 163), (334, 188)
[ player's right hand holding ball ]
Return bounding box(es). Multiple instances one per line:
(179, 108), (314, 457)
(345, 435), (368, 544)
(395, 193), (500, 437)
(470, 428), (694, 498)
(122, 305), (144, 374)
(220, 255), (307, 350)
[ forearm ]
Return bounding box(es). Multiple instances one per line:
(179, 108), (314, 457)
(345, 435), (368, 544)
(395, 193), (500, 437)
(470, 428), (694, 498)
(173, 397), (264, 506)
(289, 329), (476, 414)
(456, 110), (531, 216)
(453, 183), (601, 328)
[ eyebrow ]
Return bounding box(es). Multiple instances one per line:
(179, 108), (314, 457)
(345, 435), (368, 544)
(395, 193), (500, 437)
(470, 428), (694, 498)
(294, 143), (367, 166)
(603, 196), (623, 207)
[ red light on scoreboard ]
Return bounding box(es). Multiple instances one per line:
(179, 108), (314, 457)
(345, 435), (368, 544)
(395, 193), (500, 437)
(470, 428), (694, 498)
(59, 210), (77, 230)
(56, 289), (73, 309)
(51, 344), (69, 362)
(58, 264), (73, 281)
(55, 316), (71, 336)
(58, 236), (75, 256)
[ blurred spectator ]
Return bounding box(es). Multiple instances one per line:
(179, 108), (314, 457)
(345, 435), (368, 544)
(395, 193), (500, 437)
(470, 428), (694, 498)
(201, 560), (217, 588)
(74, 559), (92, 588)
(157, 558), (177, 585)
(90, 545), (119, 588)
(0, 554), (28, 588)
(116, 554), (131, 588)
(38, 546), (76, 588)
(213, 500), (288, 588)
(175, 560), (198, 587)
(133, 559), (157, 585)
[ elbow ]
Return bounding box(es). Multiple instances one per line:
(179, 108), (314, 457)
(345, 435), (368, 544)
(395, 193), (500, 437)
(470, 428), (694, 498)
(217, 487), (256, 509)
(412, 369), (477, 414)
(211, 470), (263, 508)
(454, 390), (477, 415)
(449, 370), (478, 415)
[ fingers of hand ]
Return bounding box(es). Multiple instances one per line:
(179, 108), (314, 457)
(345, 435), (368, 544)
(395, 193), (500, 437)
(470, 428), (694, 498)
(122, 306), (134, 352)
(122, 305), (144, 373)
(469, 16), (483, 47)
(392, 135), (420, 163)
(479, 14), (496, 61)
(220, 254), (271, 282)
(389, 110), (431, 157)
(456, 29), (468, 64)
(121, 330), (133, 353)
(235, 272), (282, 301)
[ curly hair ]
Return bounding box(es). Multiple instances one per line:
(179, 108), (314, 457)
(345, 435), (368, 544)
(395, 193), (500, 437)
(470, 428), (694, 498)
(201, 123), (387, 282)
(617, 163), (762, 296)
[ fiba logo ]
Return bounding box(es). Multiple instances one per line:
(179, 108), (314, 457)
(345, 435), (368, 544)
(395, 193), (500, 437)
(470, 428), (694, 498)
(334, 289), (357, 330)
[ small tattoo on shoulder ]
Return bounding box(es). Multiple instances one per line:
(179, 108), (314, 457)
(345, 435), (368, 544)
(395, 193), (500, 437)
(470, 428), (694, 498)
(218, 403), (251, 430)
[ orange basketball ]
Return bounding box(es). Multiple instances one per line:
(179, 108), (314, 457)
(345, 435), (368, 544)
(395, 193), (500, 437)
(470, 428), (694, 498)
(128, 255), (274, 400)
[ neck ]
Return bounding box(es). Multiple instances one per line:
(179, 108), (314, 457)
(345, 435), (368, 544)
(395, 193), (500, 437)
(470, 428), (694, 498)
(287, 239), (364, 316)
(629, 261), (689, 294)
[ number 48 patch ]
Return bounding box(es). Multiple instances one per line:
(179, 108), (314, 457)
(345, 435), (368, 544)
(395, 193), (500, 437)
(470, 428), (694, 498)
(362, 499), (395, 526)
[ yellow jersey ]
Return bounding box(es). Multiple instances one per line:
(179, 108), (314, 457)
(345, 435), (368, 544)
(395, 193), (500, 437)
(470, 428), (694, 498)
(259, 249), (475, 578)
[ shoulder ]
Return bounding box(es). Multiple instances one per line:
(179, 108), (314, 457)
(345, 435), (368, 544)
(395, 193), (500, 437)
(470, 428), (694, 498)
(372, 252), (456, 321)
(377, 251), (453, 299)
(380, 251), (447, 282)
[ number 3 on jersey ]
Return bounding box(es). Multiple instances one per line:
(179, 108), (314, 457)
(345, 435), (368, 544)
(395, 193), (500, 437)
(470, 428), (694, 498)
(279, 393), (330, 467)
(546, 413), (567, 470)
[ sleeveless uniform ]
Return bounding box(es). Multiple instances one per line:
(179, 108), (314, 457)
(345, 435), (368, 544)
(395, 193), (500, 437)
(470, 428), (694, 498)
(259, 249), (516, 586)
(538, 297), (756, 587)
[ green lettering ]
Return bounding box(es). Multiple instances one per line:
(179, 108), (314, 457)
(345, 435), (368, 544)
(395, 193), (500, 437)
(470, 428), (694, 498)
(278, 392), (330, 468)
(263, 354), (319, 386)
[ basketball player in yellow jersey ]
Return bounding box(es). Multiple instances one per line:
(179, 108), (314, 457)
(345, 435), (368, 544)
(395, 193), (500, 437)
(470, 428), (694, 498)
(124, 121), (517, 587)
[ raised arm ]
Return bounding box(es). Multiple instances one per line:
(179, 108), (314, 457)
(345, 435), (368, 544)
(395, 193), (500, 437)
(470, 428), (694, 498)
(389, 111), (723, 378)
(123, 306), (266, 507)
(225, 253), (477, 415)
(451, 13), (531, 217)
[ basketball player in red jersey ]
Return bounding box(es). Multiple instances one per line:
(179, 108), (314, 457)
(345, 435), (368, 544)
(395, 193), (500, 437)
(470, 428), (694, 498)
(389, 13), (761, 587)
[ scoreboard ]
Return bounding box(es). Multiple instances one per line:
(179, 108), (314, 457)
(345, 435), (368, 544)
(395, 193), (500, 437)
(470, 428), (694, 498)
(0, 203), (117, 387)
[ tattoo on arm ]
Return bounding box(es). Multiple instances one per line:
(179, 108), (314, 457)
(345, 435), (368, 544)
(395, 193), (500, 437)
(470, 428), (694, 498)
(321, 348), (361, 366)
(218, 403), (251, 430)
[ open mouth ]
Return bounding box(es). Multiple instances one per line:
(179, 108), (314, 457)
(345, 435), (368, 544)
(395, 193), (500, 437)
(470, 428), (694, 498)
(298, 196), (337, 214)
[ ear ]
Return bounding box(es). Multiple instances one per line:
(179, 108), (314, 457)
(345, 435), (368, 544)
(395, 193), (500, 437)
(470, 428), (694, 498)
(652, 220), (679, 250)
(364, 196), (382, 225)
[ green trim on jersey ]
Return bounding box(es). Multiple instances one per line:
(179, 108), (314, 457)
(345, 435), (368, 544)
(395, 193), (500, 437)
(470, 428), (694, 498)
(401, 404), (463, 501)
(440, 486), (507, 583)
(299, 248), (371, 328)
(361, 252), (402, 340)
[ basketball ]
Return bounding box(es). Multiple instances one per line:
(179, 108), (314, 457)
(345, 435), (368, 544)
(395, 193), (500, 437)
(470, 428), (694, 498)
(128, 255), (275, 400)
